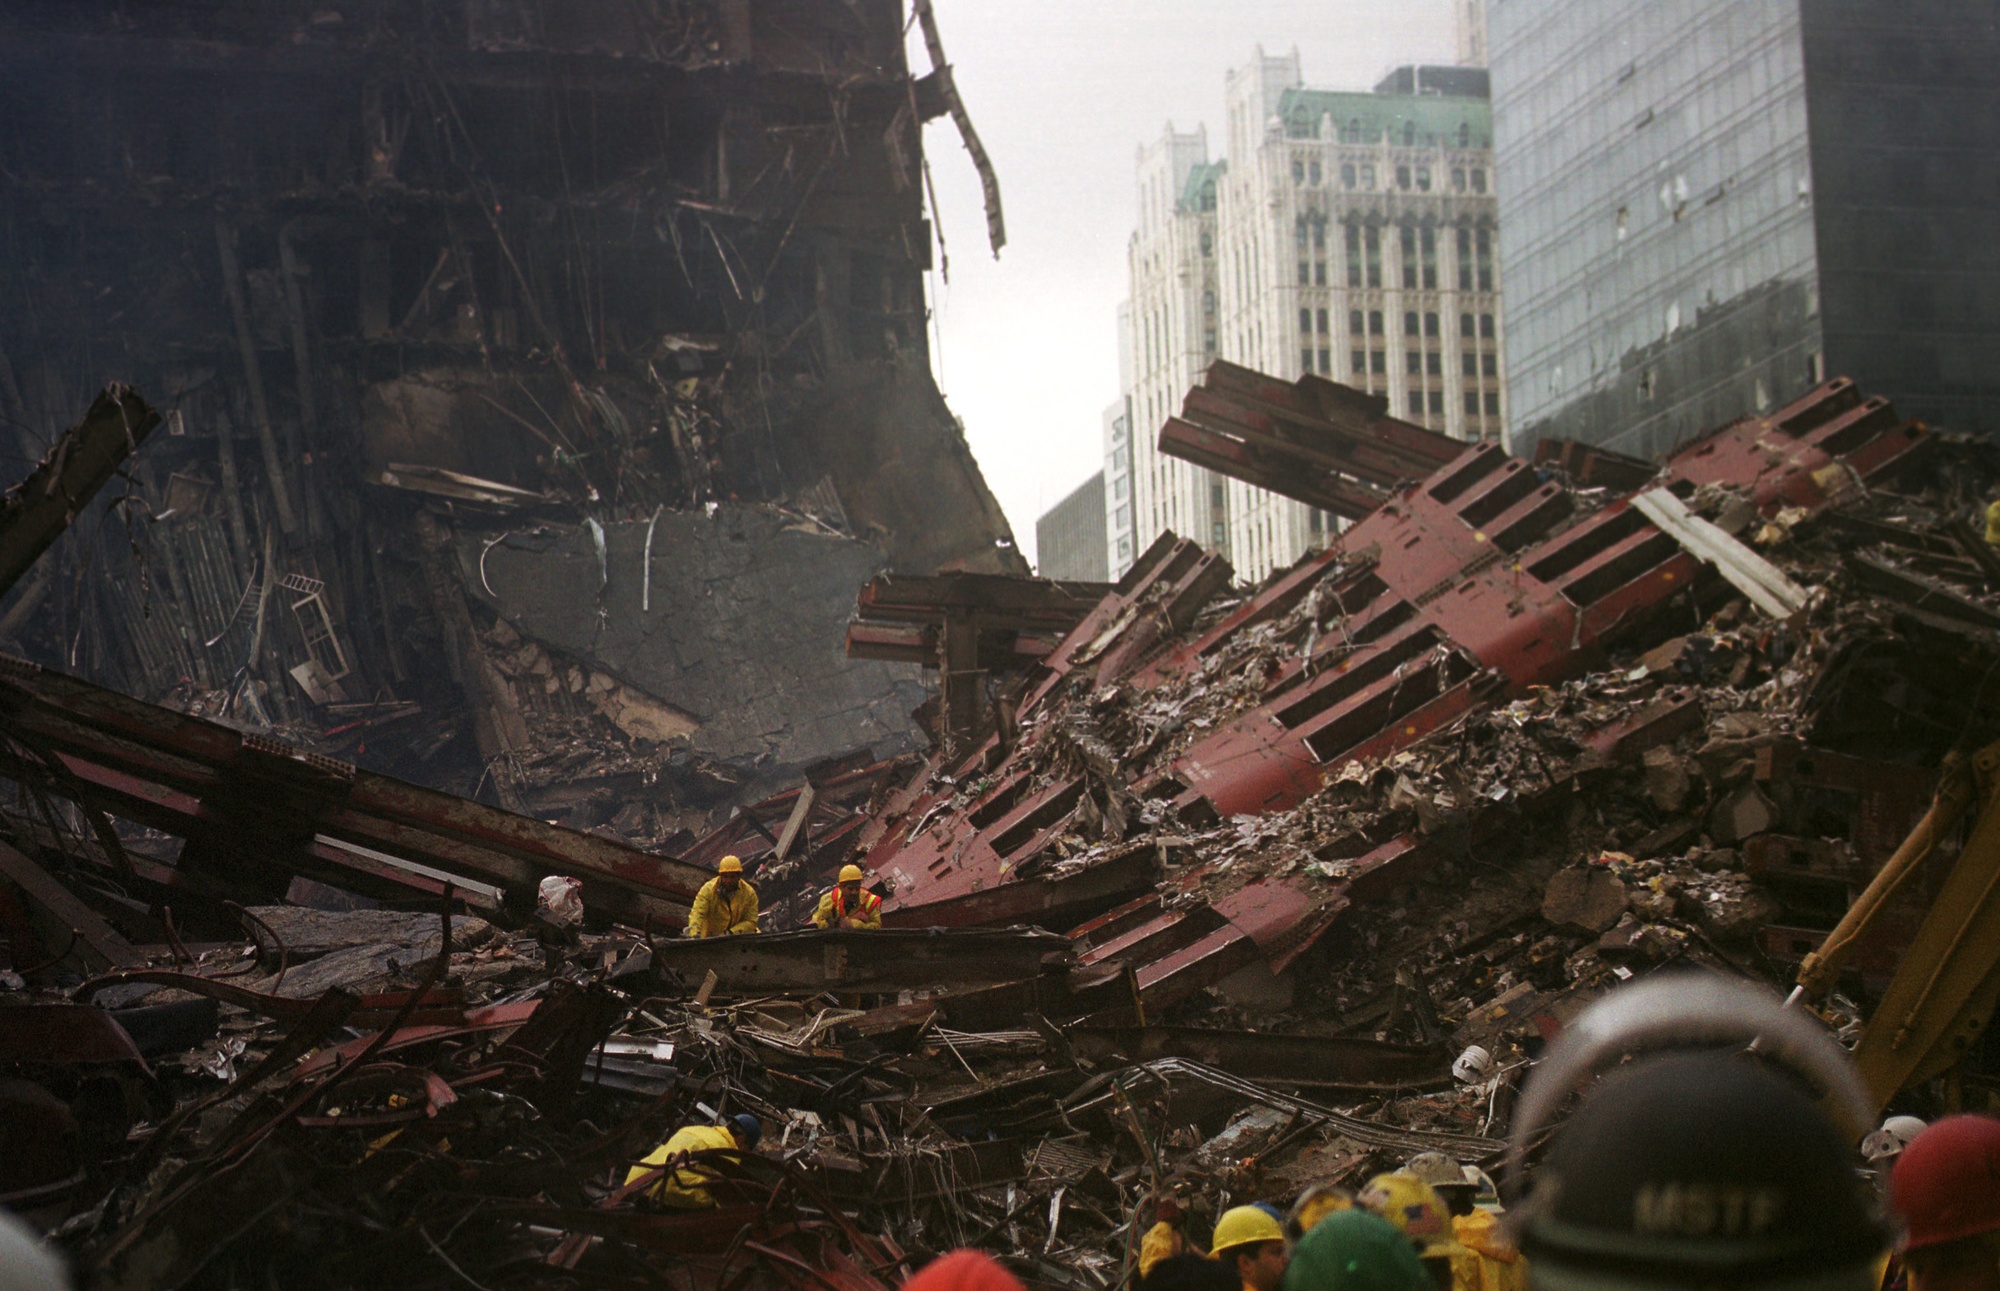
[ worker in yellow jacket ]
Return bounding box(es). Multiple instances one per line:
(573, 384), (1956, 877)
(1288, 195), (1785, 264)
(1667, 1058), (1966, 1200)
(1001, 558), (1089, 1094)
(811, 864), (883, 929)
(685, 856), (759, 937)
(624, 1113), (761, 1208)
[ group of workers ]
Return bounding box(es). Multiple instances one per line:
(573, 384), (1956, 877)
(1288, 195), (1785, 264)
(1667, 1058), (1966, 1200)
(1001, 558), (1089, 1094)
(683, 854), (881, 938)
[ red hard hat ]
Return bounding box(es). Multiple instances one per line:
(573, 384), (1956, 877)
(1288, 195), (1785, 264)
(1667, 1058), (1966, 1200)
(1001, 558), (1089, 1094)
(1889, 1114), (2000, 1251)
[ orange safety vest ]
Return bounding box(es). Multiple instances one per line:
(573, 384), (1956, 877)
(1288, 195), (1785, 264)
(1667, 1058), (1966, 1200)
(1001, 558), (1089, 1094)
(833, 887), (881, 919)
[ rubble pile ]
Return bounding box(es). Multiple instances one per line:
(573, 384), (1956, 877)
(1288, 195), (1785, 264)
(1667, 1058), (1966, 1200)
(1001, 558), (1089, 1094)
(4, 370), (2000, 1290)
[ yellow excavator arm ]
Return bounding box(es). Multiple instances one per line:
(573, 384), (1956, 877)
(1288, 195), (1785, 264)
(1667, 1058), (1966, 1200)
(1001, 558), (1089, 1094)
(1797, 740), (2000, 1114)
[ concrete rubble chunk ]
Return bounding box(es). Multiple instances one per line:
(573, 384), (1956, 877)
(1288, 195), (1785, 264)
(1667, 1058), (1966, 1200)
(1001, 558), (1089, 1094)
(1542, 866), (1630, 934)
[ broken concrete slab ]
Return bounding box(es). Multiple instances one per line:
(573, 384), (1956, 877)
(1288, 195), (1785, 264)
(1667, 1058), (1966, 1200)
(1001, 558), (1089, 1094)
(1541, 867), (1629, 934)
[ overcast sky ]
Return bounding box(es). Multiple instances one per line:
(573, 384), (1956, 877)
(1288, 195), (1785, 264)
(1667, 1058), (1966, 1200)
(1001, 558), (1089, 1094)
(908, 1), (1456, 568)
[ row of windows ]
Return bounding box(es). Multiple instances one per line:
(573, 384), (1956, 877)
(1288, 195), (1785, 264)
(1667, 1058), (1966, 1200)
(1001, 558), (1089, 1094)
(1401, 391), (1503, 417)
(1304, 309), (1504, 345)
(1291, 157), (1490, 195)
(1323, 222), (1494, 291)
(1318, 309), (1499, 339)
(1344, 348), (1505, 378)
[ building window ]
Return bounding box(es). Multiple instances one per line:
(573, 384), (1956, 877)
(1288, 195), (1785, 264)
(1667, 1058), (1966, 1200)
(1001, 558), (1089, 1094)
(1368, 310), (1384, 335)
(1200, 231), (1213, 257)
(1471, 169), (1488, 194)
(1345, 223), (1363, 288)
(1476, 228), (1494, 292)
(1351, 350), (1366, 374)
(1212, 521), (1227, 544)
(1408, 392), (1424, 416)
(1371, 351), (1386, 374)
(1361, 164), (1376, 190)
(1318, 348), (1331, 374)
(1480, 313), (1495, 339)
(1118, 536), (1132, 560)
(1113, 445), (1129, 470)
(1428, 391), (1444, 414)
(1295, 218), (1311, 248)
(1465, 392), (1480, 416)
(1341, 163), (1357, 189)
(1462, 352), (1478, 376)
(1396, 165), (1412, 190)
(1300, 308), (1313, 334)
(1460, 313), (1476, 338)
(1427, 351), (1442, 376)
(1314, 261), (1327, 286)
(1115, 504), (1131, 530)
(1365, 224), (1382, 287)
(1457, 226), (1474, 291)
(1452, 168), (1466, 192)
(1401, 222), (1419, 289)
(1113, 474), (1129, 500)
(1301, 349), (1315, 376)
(1309, 161), (1322, 186)
(1404, 311), (1420, 336)
(1349, 309), (1365, 335)
(1203, 291), (1216, 314)
(1204, 330), (1216, 354)
(1312, 221), (1326, 251)
(1482, 353), (1498, 377)
(1298, 261), (1310, 285)
(1416, 166), (1432, 192)
(1406, 351), (1422, 375)
(1424, 312), (1440, 337)
(1292, 160), (1306, 185)
(1459, 122), (1472, 148)
(1421, 227), (1438, 289)
(1212, 483), (1225, 508)
(1484, 392), (1501, 416)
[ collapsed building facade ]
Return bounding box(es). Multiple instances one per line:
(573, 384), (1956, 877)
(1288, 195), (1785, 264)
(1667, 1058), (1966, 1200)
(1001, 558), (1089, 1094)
(0, 0), (1017, 839)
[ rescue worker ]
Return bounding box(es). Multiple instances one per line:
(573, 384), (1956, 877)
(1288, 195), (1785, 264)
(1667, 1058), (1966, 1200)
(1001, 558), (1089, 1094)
(812, 863), (883, 930)
(685, 855), (758, 937)
(1888, 1115), (2000, 1291)
(901, 1249), (1029, 1291)
(1357, 1173), (1471, 1291)
(1512, 1052), (1887, 1291)
(1144, 1254), (1241, 1291)
(1283, 1209), (1431, 1291)
(1139, 1196), (1189, 1280)
(1404, 1155), (1526, 1291)
(624, 1113), (762, 1208)
(1213, 1205), (1291, 1291)
(1288, 1185), (1354, 1240)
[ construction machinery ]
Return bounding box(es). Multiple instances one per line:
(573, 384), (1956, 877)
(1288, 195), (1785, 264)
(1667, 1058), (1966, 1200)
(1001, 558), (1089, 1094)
(1795, 739), (2000, 1112)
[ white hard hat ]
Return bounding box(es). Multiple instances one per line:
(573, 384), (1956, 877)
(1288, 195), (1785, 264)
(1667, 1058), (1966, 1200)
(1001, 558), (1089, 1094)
(1860, 1114), (1927, 1163)
(1453, 1044), (1494, 1084)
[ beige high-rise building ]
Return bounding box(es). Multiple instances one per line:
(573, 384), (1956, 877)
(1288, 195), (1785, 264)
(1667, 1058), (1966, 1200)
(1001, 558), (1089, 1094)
(1457, 0), (1489, 66)
(1112, 50), (1508, 580)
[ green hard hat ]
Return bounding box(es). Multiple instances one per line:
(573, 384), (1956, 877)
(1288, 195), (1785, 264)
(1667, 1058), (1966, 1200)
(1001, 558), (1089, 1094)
(1283, 1209), (1431, 1291)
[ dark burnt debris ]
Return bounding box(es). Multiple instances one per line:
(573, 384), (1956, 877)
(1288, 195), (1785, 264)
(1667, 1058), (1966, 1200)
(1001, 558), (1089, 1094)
(3, 6), (2000, 1291)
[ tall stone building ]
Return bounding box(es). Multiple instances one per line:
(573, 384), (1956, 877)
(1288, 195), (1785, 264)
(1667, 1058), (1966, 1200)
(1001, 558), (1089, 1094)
(1114, 51), (1507, 580)
(1034, 472), (1109, 582)
(1458, 0), (1490, 66)
(1490, 0), (2000, 458)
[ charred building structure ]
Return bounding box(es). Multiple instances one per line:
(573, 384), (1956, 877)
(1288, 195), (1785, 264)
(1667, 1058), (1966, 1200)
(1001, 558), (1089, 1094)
(0, 1), (1017, 838)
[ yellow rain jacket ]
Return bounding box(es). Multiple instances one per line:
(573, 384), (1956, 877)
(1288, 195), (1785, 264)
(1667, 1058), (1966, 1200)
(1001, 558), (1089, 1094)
(1138, 1221), (1186, 1278)
(1451, 1210), (1529, 1291)
(685, 877), (758, 937)
(811, 886), (882, 930)
(624, 1123), (739, 1208)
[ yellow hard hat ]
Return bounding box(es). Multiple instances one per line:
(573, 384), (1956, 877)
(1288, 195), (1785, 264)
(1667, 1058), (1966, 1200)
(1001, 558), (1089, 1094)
(717, 855), (743, 874)
(1211, 1205), (1286, 1256)
(838, 864), (865, 883)
(1290, 1184), (1354, 1236)
(1357, 1172), (1471, 1260)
